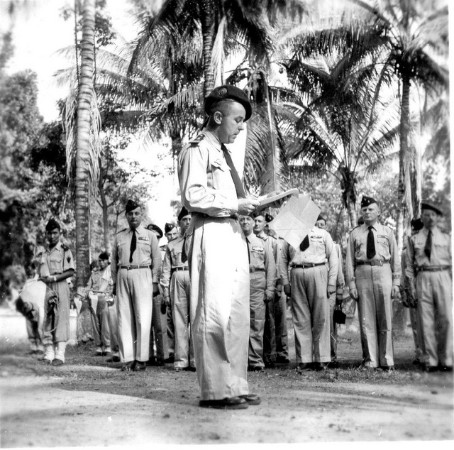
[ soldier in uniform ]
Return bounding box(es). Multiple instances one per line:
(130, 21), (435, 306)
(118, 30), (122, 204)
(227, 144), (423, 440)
(37, 218), (75, 366)
(240, 214), (276, 371)
(281, 217), (338, 370)
(111, 200), (161, 371)
(405, 203), (452, 372)
(253, 212), (279, 367)
(178, 85), (260, 409)
(346, 196), (400, 371)
(164, 223), (178, 244)
(160, 207), (194, 371)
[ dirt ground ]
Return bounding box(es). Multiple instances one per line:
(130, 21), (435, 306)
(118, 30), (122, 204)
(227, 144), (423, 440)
(0, 312), (453, 447)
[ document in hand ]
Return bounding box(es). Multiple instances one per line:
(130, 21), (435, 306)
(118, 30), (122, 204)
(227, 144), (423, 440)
(267, 194), (320, 249)
(257, 188), (299, 207)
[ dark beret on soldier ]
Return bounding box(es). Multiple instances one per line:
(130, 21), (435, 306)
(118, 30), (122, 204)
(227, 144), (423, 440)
(45, 218), (61, 232)
(146, 223), (163, 239)
(177, 207), (190, 222)
(125, 199), (141, 213)
(205, 85), (252, 121)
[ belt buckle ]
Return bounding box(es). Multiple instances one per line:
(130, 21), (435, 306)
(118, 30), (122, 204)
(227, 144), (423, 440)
(127, 265), (132, 270)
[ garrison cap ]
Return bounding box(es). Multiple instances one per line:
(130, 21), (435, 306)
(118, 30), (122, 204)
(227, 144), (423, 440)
(146, 223), (163, 239)
(205, 85), (252, 121)
(45, 218), (61, 231)
(178, 206), (190, 222)
(410, 218), (424, 231)
(360, 196), (378, 208)
(421, 202), (443, 216)
(125, 199), (141, 213)
(317, 213), (327, 222)
(164, 223), (175, 234)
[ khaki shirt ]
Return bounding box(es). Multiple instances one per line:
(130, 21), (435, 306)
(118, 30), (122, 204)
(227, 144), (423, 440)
(178, 130), (238, 217)
(160, 235), (188, 291)
(87, 266), (112, 294)
(256, 231), (281, 285)
(111, 225), (161, 283)
(246, 233), (276, 297)
(280, 227), (338, 288)
(405, 226), (451, 287)
(38, 242), (75, 277)
(345, 222), (400, 289)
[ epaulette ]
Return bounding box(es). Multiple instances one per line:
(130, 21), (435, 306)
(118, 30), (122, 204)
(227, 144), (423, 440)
(117, 227), (128, 234)
(189, 134), (205, 146)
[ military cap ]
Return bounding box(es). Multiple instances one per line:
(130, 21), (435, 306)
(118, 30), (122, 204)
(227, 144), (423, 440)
(205, 85), (252, 121)
(146, 223), (163, 239)
(265, 213), (274, 223)
(317, 213), (327, 223)
(98, 252), (110, 261)
(125, 199), (141, 213)
(45, 218), (61, 231)
(360, 196), (378, 208)
(410, 218), (424, 231)
(164, 222), (175, 234)
(178, 206), (190, 222)
(421, 202), (443, 216)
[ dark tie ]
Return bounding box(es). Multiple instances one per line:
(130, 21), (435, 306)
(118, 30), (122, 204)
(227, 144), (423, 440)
(221, 144), (246, 199)
(300, 235), (310, 252)
(367, 226), (376, 259)
(181, 236), (187, 263)
(424, 230), (432, 260)
(129, 229), (137, 263)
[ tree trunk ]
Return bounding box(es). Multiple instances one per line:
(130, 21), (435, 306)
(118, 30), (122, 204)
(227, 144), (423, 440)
(99, 186), (109, 252)
(75, 0), (95, 287)
(397, 74), (412, 254)
(346, 198), (357, 230)
(200, 0), (215, 97)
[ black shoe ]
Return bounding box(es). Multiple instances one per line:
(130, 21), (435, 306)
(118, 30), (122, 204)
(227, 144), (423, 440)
(438, 365), (453, 372)
(52, 358), (64, 366)
(121, 361), (135, 371)
(276, 356), (290, 364)
(298, 363), (312, 371)
(132, 361), (146, 371)
(412, 359), (422, 366)
(107, 355), (121, 363)
(183, 366), (196, 372)
(165, 354), (175, 363)
(380, 365), (395, 372)
(199, 397), (248, 409)
(264, 361), (275, 368)
(328, 360), (339, 369)
(239, 394), (261, 405)
(423, 365), (438, 373)
(248, 365), (264, 372)
(313, 362), (328, 371)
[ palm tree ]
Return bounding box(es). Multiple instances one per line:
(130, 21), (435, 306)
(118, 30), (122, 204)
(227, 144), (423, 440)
(350, 0), (449, 248)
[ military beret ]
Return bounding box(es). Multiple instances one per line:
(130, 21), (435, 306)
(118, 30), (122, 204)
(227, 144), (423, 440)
(177, 207), (190, 222)
(265, 213), (274, 223)
(125, 199), (141, 213)
(360, 196), (378, 208)
(421, 202), (443, 216)
(146, 223), (163, 239)
(45, 218), (61, 231)
(98, 252), (110, 261)
(410, 218), (424, 231)
(317, 213), (327, 223)
(205, 85), (252, 121)
(164, 223), (175, 234)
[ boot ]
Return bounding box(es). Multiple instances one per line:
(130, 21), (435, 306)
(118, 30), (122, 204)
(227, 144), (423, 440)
(53, 341), (66, 365)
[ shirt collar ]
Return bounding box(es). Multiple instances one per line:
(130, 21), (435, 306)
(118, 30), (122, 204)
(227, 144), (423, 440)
(202, 130), (222, 152)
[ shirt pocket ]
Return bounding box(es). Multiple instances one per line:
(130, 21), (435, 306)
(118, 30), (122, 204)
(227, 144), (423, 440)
(48, 254), (63, 274)
(171, 247), (182, 265)
(208, 152), (232, 191)
(377, 235), (390, 258)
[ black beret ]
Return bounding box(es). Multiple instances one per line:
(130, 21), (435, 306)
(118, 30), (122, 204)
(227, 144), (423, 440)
(177, 207), (190, 222)
(164, 223), (176, 234)
(360, 196), (378, 208)
(410, 218), (424, 231)
(317, 213), (327, 222)
(125, 199), (141, 213)
(146, 223), (163, 239)
(421, 202), (443, 216)
(45, 218), (61, 231)
(205, 85), (252, 121)
(265, 213), (274, 223)
(98, 252), (110, 261)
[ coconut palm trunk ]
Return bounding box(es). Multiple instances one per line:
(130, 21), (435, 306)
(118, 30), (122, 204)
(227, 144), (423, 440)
(75, 0), (96, 286)
(200, 0), (215, 96)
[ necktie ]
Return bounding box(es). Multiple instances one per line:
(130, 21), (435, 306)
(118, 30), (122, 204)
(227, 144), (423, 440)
(181, 236), (187, 263)
(424, 230), (432, 260)
(129, 229), (137, 263)
(367, 226), (376, 259)
(300, 235), (310, 252)
(221, 144), (246, 199)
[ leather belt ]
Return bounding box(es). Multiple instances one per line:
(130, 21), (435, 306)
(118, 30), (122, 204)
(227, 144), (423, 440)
(193, 212), (238, 220)
(250, 267), (265, 273)
(172, 266), (189, 272)
(119, 264), (151, 270)
(291, 263), (325, 269)
(417, 265), (451, 272)
(356, 260), (389, 267)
